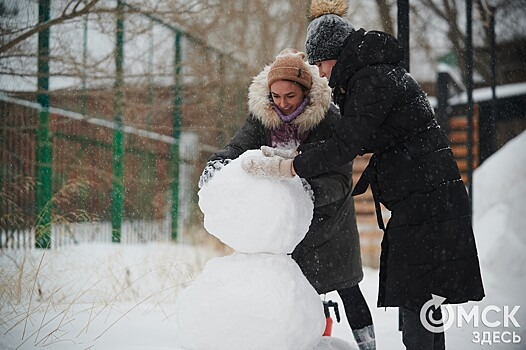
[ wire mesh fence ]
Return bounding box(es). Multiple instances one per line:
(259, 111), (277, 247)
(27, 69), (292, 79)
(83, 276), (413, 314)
(0, 93), (201, 249)
(0, 1), (251, 250)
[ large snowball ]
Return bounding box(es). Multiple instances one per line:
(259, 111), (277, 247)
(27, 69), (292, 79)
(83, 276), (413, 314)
(198, 150), (314, 254)
(176, 253), (325, 350)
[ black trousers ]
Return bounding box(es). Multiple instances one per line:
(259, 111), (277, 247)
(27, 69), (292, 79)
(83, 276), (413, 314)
(337, 284), (373, 330)
(399, 306), (445, 350)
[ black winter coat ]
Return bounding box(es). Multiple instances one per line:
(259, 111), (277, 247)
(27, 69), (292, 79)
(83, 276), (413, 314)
(208, 64), (363, 294)
(294, 29), (485, 310)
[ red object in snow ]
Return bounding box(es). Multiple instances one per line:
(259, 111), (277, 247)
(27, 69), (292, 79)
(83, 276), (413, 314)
(323, 316), (334, 336)
(322, 300), (340, 336)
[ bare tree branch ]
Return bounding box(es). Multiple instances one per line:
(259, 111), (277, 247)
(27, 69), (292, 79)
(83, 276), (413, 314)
(0, 0), (101, 55)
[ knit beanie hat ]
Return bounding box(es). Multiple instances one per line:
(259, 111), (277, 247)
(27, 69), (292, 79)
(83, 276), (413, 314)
(267, 48), (313, 91)
(305, 0), (355, 64)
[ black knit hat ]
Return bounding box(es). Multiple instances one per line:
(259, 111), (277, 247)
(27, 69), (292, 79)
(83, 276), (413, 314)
(305, 0), (355, 64)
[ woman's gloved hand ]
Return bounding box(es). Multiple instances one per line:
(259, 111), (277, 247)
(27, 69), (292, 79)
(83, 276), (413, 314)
(198, 159), (231, 188)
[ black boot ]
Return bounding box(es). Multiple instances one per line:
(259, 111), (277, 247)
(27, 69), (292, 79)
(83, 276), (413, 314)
(400, 307), (445, 350)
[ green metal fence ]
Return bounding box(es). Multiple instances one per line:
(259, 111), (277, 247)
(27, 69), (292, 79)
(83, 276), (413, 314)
(0, 1), (249, 249)
(0, 93), (197, 248)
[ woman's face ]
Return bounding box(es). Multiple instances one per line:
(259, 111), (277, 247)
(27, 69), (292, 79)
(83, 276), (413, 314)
(315, 59), (337, 79)
(269, 80), (306, 115)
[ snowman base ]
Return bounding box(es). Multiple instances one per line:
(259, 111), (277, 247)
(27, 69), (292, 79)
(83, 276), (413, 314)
(176, 253), (325, 350)
(175, 336), (357, 350)
(316, 336), (358, 350)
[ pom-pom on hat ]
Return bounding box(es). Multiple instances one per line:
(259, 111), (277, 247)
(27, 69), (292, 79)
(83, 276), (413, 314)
(305, 0), (355, 64)
(268, 48), (313, 91)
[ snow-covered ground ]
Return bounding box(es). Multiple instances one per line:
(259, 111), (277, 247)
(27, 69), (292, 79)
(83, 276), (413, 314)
(1, 131), (525, 349)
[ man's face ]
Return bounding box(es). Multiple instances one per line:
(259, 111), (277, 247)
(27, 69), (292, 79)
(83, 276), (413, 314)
(315, 60), (337, 80)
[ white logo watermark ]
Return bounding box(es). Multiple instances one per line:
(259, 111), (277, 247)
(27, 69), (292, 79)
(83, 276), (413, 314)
(419, 294), (522, 345)
(419, 294), (454, 333)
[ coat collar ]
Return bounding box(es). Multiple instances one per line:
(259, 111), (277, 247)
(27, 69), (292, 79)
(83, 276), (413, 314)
(248, 64), (332, 133)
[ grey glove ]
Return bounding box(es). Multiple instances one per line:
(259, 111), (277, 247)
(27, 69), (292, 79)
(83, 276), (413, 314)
(260, 146), (298, 159)
(198, 159), (231, 188)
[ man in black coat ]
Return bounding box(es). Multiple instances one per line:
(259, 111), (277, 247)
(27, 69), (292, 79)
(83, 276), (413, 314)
(200, 48), (375, 349)
(241, 1), (485, 349)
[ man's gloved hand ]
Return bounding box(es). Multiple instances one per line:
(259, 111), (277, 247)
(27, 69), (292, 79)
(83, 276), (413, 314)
(260, 146), (298, 159)
(198, 159), (231, 188)
(241, 155), (294, 178)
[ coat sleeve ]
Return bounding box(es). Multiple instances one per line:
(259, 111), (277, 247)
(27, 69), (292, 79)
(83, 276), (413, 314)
(294, 68), (398, 178)
(299, 105), (353, 208)
(209, 114), (267, 162)
(308, 163), (352, 208)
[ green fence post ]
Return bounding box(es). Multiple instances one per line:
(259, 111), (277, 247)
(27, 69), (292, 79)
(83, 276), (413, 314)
(171, 31), (182, 241)
(146, 19), (154, 128)
(81, 13), (88, 116)
(35, 0), (52, 249)
(111, 0), (125, 243)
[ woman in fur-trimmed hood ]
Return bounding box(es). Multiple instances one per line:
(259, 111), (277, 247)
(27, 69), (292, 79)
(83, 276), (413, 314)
(199, 48), (375, 346)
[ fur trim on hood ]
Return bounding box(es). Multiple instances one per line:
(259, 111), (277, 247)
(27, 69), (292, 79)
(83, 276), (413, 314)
(247, 64), (332, 134)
